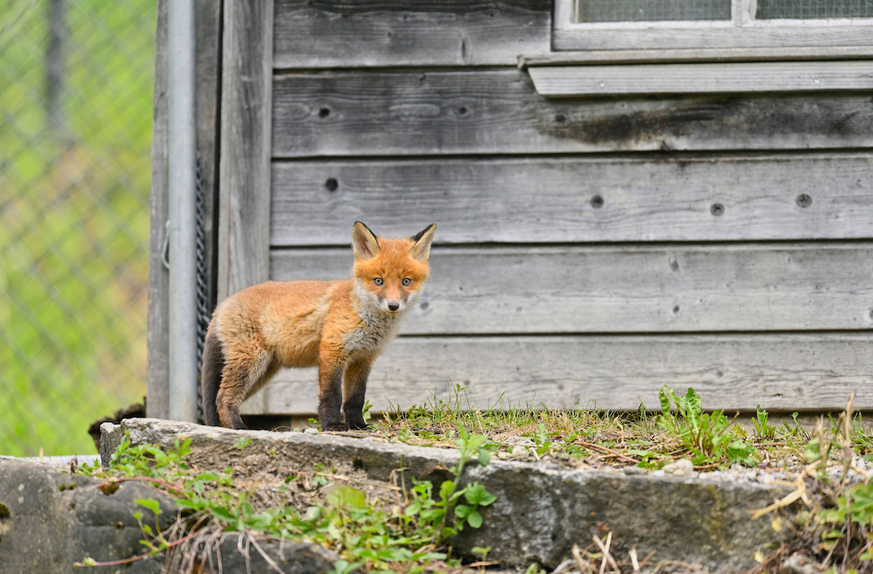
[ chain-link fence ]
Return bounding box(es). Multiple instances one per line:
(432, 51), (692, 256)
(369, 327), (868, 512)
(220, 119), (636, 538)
(1, 0), (157, 456)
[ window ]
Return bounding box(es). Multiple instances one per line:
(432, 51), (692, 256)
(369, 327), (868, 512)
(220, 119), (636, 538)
(554, 0), (873, 51)
(525, 0), (873, 97)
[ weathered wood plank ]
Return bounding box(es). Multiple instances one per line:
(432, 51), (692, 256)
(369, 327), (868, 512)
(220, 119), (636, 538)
(529, 62), (873, 98)
(194, 0), (223, 317)
(269, 244), (873, 334)
(270, 154), (873, 244)
(239, 334), (873, 415)
(273, 0), (551, 68)
(554, 24), (873, 52)
(217, 0), (273, 299)
(146, 0), (170, 419)
(271, 70), (873, 156)
(520, 46), (873, 67)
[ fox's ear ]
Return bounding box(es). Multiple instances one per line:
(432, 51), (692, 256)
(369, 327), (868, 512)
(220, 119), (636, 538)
(409, 224), (437, 262)
(352, 221), (381, 259)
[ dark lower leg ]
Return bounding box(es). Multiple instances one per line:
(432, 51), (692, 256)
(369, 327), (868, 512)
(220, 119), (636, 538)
(318, 365), (346, 431)
(343, 360), (372, 430)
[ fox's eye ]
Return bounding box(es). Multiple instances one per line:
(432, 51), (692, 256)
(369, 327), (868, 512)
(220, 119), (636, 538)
(374, 277), (384, 286)
(402, 278), (411, 286)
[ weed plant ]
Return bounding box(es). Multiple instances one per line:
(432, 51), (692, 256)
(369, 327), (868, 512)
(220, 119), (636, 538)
(656, 387), (757, 467)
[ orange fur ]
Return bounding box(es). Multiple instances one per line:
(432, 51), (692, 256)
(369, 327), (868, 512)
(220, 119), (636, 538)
(201, 222), (436, 430)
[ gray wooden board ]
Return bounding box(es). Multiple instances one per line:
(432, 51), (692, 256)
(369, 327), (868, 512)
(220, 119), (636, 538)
(269, 244), (873, 334)
(553, 25), (873, 52)
(146, 0), (169, 419)
(271, 70), (873, 156)
(529, 62), (873, 98)
(273, 0), (551, 68)
(270, 154), (873, 244)
(217, 0), (274, 299)
(194, 0), (223, 318)
(237, 334), (873, 414)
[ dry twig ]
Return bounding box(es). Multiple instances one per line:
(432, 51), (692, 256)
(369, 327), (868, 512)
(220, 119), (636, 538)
(629, 546), (641, 573)
(572, 544), (593, 573)
(592, 532), (620, 574)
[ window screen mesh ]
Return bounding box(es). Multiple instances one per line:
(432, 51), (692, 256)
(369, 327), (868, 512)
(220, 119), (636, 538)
(576, 0), (731, 22)
(756, 0), (873, 18)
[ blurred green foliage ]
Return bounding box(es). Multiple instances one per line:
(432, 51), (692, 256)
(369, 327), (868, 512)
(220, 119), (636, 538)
(1, 0), (157, 455)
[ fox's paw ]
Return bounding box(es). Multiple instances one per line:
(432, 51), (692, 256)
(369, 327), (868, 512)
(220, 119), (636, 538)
(323, 422), (348, 432)
(346, 417), (369, 431)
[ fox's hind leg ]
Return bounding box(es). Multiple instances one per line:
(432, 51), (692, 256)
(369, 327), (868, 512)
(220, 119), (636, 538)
(217, 348), (274, 430)
(343, 359), (372, 430)
(200, 329), (225, 426)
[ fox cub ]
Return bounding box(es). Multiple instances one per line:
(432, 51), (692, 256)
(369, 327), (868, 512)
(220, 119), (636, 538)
(201, 221), (436, 431)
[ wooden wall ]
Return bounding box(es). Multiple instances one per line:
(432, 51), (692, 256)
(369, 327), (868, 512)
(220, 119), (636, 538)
(151, 0), (873, 419)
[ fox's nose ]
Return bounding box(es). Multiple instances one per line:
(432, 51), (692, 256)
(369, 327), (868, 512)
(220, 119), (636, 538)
(387, 301), (400, 311)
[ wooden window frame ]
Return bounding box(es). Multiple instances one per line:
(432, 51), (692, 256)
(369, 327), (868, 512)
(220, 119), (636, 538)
(526, 0), (873, 98)
(554, 0), (873, 51)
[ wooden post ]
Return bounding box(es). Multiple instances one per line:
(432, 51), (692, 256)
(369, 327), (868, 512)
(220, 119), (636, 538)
(217, 0), (274, 300)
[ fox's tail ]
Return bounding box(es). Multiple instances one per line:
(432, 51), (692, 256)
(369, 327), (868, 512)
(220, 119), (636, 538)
(200, 328), (224, 426)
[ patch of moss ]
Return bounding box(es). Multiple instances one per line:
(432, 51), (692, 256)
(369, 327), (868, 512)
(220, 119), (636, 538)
(0, 502), (10, 519)
(98, 482), (120, 495)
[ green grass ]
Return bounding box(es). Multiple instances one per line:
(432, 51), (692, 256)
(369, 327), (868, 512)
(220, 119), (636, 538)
(0, 0), (156, 456)
(372, 384), (872, 474)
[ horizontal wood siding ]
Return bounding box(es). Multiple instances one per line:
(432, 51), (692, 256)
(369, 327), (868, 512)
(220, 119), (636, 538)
(272, 71), (873, 156)
(239, 0), (873, 417)
(239, 334), (873, 414)
(273, 0), (551, 68)
(271, 154), (873, 244)
(270, 244), (873, 334)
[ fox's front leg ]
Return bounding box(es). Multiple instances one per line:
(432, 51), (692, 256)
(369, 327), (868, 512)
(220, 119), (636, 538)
(343, 359), (373, 430)
(317, 355), (347, 432)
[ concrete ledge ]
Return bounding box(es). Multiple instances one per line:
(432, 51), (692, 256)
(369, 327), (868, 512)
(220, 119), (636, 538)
(0, 454), (101, 471)
(106, 418), (799, 573)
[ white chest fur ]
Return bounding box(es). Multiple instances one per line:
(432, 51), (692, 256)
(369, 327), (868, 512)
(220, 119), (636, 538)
(344, 307), (402, 358)
(343, 283), (406, 358)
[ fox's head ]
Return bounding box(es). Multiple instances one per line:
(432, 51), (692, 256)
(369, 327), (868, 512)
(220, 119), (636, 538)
(351, 221), (436, 315)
